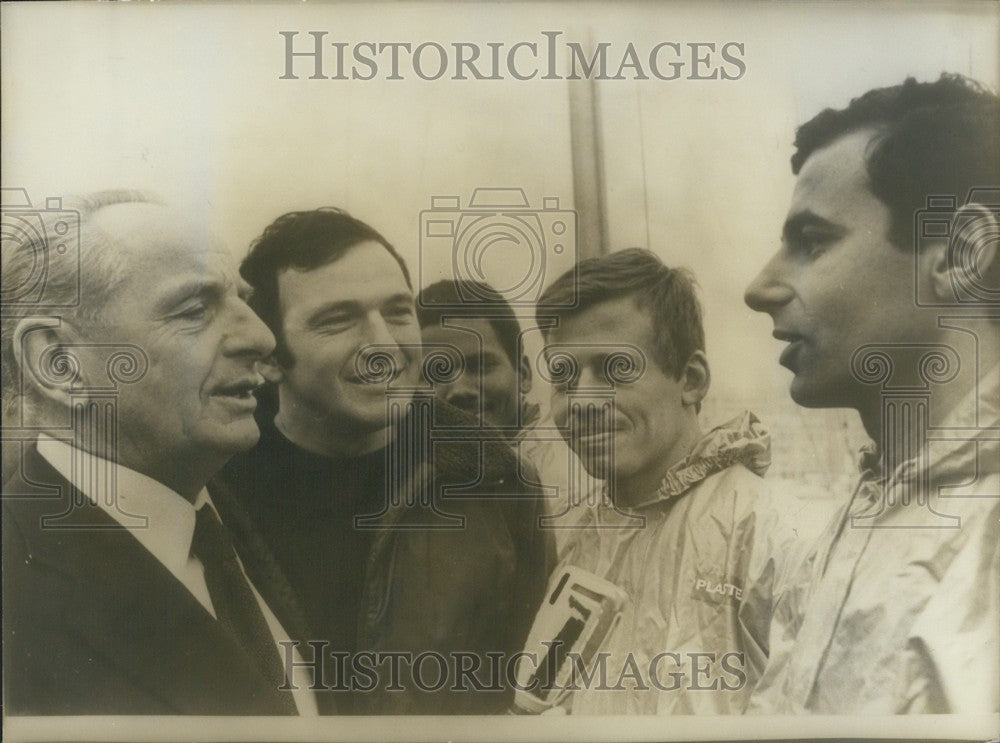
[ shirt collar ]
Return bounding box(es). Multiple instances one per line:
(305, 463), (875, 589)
(36, 434), (207, 577)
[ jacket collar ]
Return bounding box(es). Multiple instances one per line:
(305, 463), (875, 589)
(7, 445), (297, 714)
(625, 410), (771, 509)
(859, 361), (1000, 486)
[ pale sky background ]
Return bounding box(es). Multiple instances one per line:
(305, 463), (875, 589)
(3, 0), (998, 496)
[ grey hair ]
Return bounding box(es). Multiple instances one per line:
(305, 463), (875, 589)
(1, 189), (161, 416)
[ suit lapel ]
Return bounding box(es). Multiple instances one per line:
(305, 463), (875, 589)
(11, 447), (296, 714)
(207, 475), (313, 645)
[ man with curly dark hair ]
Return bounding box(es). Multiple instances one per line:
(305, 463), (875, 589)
(745, 74), (1000, 714)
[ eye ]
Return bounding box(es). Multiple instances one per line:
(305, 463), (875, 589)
(384, 303), (415, 323)
(549, 367), (578, 392)
(175, 303), (210, 322)
(791, 228), (835, 258)
(314, 313), (354, 332)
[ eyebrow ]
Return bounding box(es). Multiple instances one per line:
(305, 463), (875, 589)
(781, 210), (843, 241)
(305, 301), (360, 327)
(382, 292), (416, 306)
(154, 277), (228, 314)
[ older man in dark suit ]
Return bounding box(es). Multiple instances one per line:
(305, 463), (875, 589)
(2, 191), (315, 715)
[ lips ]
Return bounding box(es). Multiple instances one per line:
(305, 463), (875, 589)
(574, 431), (615, 448)
(210, 374), (265, 406)
(448, 397), (482, 418)
(772, 329), (804, 343)
(773, 330), (806, 370)
(346, 362), (408, 385)
(569, 417), (627, 447)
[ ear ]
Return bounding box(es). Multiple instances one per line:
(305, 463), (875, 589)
(924, 203), (1000, 304)
(256, 354), (285, 384)
(680, 350), (711, 408)
(518, 354), (533, 396)
(12, 317), (83, 409)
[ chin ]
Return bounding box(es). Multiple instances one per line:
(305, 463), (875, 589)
(574, 448), (612, 479)
(482, 411), (515, 430)
(789, 378), (843, 409)
(448, 402), (481, 420)
(788, 384), (814, 407)
(215, 422), (263, 453)
(341, 409), (395, 438)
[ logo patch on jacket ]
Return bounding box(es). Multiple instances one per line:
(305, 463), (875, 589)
(691, 576), (743, 604)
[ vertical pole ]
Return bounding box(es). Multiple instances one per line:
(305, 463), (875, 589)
(567, 55), (609, 260)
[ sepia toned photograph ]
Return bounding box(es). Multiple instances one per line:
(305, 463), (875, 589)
(1, 1), (997, 741)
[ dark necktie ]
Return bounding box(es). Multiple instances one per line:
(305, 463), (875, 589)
(191, 505), (297, 713)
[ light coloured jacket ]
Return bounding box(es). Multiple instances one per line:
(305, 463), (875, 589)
(749, 365), (1000, 714)
(557, 411), (790, 714)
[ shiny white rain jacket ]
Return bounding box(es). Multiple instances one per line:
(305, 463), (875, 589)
(557, 411), (792, 714)
(749, 366), (1000, 714)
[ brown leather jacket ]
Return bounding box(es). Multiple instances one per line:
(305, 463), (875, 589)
(220, 400), (554, 714)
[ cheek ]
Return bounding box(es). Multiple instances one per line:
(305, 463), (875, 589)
(618, 388), (665, 431)
(395, 324), (425, 354)
(302, 344), (350, 377)
(484, 369), (515, 395)
(800, 270), (860, 319)
(117, 377), (181, 433)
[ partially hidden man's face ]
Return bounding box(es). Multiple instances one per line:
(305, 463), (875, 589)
(546, 296), (693, 491)
(420, 317), (525, 430)
(743, 129), (929, 409)
(276, 240), (422, 432)
(79, 203), (276, 470)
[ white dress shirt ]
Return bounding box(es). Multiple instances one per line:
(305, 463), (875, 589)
(36, 434), (319, 716)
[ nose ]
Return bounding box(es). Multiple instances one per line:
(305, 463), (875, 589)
(439, 373), (479, 409)
(365, 310), (397, 347)
(226, 298), (276, 359)
(744, 251), (793, 313)
(570, 365), (612, 392)
(357, 310), (411, 378)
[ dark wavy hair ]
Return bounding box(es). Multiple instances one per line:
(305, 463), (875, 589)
(792, 73), (1000, 249)
(415, 280), (522, 370)
(240, 207), (411, 366)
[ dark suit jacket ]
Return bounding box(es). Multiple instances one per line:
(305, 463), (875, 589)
(3, 444), (308, 715)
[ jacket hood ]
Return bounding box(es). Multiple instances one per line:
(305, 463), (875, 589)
(655, 410), (771, 501)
